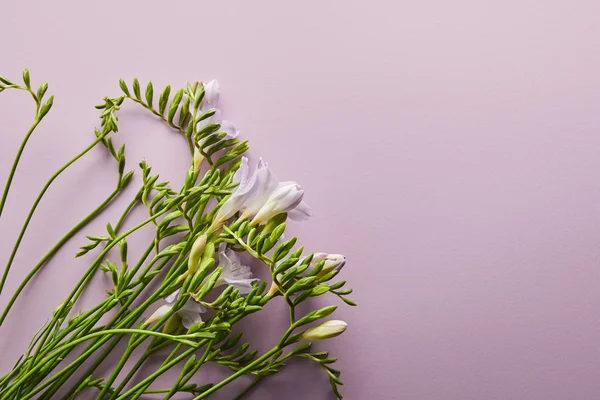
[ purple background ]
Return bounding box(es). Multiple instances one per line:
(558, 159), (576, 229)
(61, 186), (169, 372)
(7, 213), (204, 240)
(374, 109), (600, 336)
(2, 1), (600, 399)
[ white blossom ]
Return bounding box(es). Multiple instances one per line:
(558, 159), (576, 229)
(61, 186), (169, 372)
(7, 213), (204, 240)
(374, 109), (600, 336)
(215, 244), (258, 294)
(147, 289), (206, 329)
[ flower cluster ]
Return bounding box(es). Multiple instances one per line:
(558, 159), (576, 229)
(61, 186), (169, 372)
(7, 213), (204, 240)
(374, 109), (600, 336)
(0, 72), (354, 400)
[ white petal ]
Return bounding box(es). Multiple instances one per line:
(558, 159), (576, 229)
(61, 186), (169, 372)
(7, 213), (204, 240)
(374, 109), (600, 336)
(224, 278), (259, 294)
(241, 159), (279, 217)
(232, 157), (250, 190)
(179, 310), (203, 329)
(220, 120), (239, 139)
(287, 201), (312, 221)
(165, 289), (180, 304)
(203, 79), (220, 108)
(182, 298), (207, 314)
(147, 304), (173, 324)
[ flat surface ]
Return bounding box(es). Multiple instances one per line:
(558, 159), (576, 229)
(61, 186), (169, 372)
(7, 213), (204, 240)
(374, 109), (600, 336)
(1, 1), (600, 399)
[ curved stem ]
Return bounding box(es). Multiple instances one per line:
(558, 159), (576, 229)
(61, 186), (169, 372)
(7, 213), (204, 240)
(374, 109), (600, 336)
(0, 118), (41, 217)
(232, 375), (264, 400)
(114, 347), (199, 400)
(1, 330), (200, 399)
(0, 180), (120, 326)
(193, 348), (280, 399)
(0, 134), (107, 296)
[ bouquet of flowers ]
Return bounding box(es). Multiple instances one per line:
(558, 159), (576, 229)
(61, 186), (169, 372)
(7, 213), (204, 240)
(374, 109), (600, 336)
(0, 69), (355, 399)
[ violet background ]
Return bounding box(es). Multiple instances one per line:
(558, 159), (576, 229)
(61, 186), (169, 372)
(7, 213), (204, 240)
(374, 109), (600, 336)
(2, 1), (600, 399)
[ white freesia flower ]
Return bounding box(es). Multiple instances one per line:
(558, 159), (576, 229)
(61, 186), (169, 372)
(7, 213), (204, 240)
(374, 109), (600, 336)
(238, 162), (312, 224)
(212, 158), (312, 229)
(211, 157), (258, 227)
(239, 159), (278, 220)
(215, 244), (258, 294)
(146, 289), (206, 329)
(202, 79), (220, 110)
(250, 182), (304, 226)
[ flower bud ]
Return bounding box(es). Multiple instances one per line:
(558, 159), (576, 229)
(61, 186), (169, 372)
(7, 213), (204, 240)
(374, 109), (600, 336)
(188, 234), (207, 273)
(313, 253), (346, 273)
(266, 280), (280, 297)
(300, 320), (347, 341)
(145, 304), (173, 325)
(250, 183), (304, 226)
(193, 147), (204, 172)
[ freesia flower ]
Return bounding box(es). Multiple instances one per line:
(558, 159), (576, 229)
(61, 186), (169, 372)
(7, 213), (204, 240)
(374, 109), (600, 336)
(238, 159), (278, 220)
(211, 157), (258, 228)
(211, 158), (312, 229)
(238, 161), (312, 224)
(146, 289), (206, 329)
(214, 244), (258, 294)
(202, 79), (220, 110)
(250, 182), (304, 226)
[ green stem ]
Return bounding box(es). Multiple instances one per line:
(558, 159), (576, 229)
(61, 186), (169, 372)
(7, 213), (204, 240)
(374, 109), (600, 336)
(0, 118), (41, 217)
(193, 347), (280, 399)
(41, 254), (185, 399)
(232, 375), (265, 400)
(1, 330), (199, 399)
(0, 133), (107, 297)
(0, 182), (121, 327)
(114, 347), (199, 400)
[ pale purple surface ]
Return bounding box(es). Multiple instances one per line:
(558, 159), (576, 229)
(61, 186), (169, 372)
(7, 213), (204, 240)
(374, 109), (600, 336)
(1, 1), (600, 399)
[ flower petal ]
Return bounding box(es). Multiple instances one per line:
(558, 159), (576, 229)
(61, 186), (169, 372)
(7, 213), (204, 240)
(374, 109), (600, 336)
(287, 201), (312, 221)
(224, 277), (259, 294)
(165, 289), (180, 304)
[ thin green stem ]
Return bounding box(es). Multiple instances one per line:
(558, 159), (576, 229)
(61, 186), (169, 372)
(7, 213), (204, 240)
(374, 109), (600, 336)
(0, 118), (41, 217)
(0, 133), (107, 297)
(193, 347), (281, 399)
(0, 181), (121, 326)
(114, 347), (198, 400)
(1, 329), (201, 399)
(232, 375), (265, 400)
(41, 253), (185, 399)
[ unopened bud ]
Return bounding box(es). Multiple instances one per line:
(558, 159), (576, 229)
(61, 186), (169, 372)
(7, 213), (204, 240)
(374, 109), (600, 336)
(266, 280), (280, 297)
(145, 304), (172, 326)
(300, 320), (347, 341)
(313, 253), (346, 274)
(188, 234), (207, 273)
(193, 147), (204, 172)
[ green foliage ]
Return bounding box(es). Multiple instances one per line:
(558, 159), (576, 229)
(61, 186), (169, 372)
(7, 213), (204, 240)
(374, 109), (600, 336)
(0, 72), (355, 400)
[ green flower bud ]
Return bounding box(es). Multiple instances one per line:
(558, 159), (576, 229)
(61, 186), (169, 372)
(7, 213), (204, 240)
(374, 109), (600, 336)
(188, 234), (207, 273)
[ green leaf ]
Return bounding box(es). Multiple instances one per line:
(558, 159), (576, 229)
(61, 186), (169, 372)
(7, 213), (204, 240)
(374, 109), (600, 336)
(159, 85), (171, 114)
(339, 296), (357, 306)
(36, 82), (48, 101)
(168, 89), (184, 123)
(286, 276), (318, 295)
(119, 79), (130, 96)
(274, 257), (300, 275)
(145, 81), (153, 107)
(22, 68), (30, 88)
(38, 95), (54, 119)
(294, 305), (338, 327)
(273, 237), (297, 262)
(179, 96), (190, 127)
(0, 75), (13, 85)
(132, 78), (141, 100)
